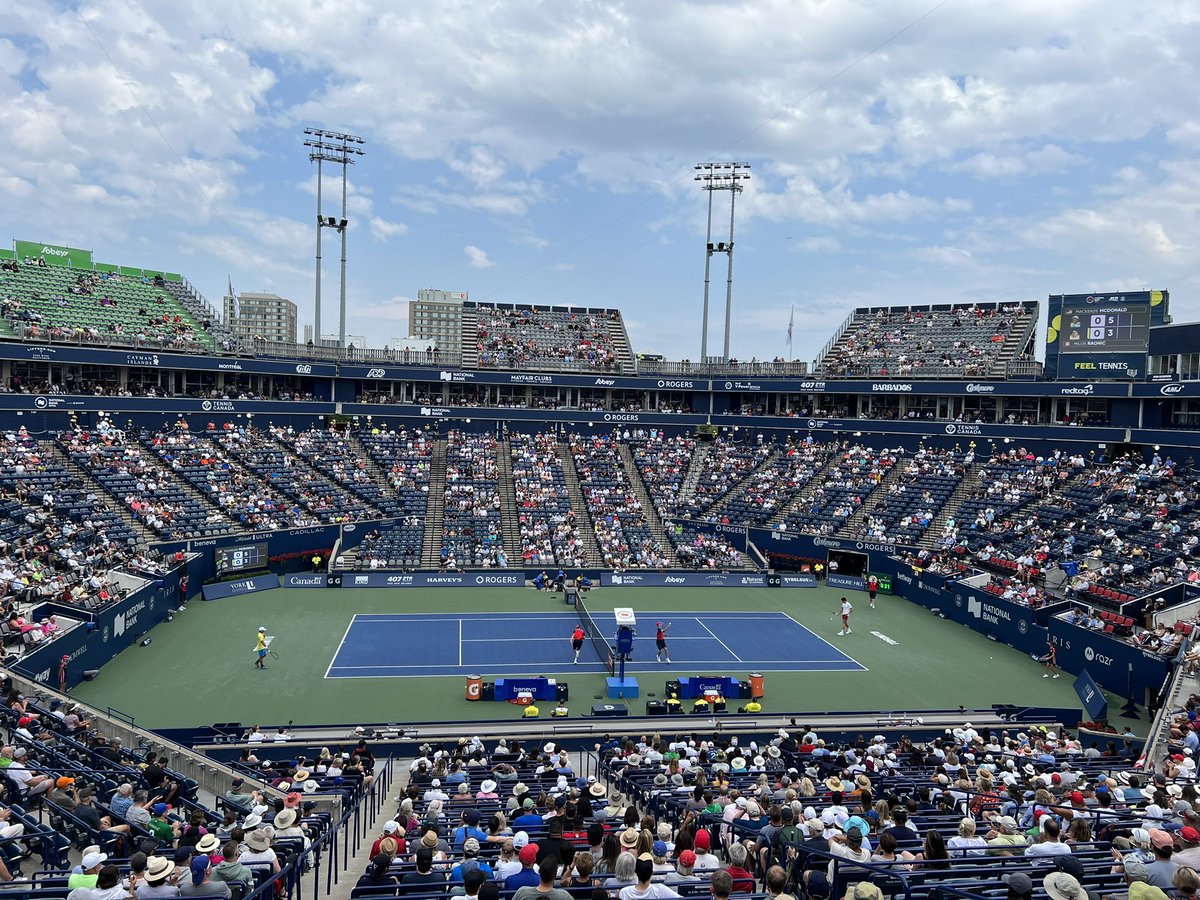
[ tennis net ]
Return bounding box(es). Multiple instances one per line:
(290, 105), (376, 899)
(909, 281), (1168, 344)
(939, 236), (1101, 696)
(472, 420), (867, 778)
(576, 593), (615, 675)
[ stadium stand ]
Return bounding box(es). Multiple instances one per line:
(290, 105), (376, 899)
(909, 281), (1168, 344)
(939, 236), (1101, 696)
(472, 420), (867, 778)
(0, 263), (215, 351)
(466, 303), (630, 372)
(510, 433), (587, 568)
(442, 429), (507, 569)
(817, 302), (1038, 378)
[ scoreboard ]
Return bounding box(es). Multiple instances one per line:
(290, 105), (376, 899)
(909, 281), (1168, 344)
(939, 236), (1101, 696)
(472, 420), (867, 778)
(1046, 290), (1168, 380)
(1058, 303), (1150, 354)
(215, 542), (270, 574)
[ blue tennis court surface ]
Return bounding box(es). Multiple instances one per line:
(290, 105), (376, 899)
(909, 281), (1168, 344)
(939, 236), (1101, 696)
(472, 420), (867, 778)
(324, 611), (866, 678)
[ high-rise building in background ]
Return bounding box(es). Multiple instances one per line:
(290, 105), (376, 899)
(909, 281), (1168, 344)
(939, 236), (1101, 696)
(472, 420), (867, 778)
(223, 291), (297, 344)
(408, 288), (467, 350)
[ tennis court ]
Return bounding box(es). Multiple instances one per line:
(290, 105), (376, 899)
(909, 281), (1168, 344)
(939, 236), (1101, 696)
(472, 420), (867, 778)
(323, 610), (865, 678)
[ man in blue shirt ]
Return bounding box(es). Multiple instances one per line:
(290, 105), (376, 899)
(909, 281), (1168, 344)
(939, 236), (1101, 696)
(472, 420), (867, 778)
(504, 844), (540, 892)
(452, 811), (489, 849)
(512, 798), (543, 830)
(450, 839), (493, 884)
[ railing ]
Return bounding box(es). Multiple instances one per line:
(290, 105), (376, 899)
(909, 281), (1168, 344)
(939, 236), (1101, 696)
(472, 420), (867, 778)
(1005, 355), (1045, 378)
(813, 309), (856, 373)
(635, 358), (808, 376)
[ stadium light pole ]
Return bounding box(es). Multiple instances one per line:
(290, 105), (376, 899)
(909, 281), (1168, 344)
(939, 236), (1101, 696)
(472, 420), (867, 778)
(304, 128), (365, 350)
(694, 162), (750, 363)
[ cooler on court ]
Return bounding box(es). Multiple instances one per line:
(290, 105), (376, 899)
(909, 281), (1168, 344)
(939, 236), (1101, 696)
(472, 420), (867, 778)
(465, 674), (483, 701)
(749, 672), (765, 699)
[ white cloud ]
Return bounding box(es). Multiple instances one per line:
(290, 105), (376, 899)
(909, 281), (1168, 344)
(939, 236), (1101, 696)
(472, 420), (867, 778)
(464, 244), (494, 268)
(368, 216), (408, 242)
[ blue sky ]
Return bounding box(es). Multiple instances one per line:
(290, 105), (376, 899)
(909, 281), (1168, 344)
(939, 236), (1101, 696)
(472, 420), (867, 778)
(2, 1), (1200, 362)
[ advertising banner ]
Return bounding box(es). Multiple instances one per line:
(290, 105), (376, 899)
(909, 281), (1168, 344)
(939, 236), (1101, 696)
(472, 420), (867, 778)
(600, 572), (767, 588)
(779, 574), (818, 588)
(15, 239), (93, 269)
(1048, 617), (1170, 699)
(827, 574), (865, 591)
(1074, 670), (1109, 721)
(341, 571), (525, 588)
(201, 574), (281, 600)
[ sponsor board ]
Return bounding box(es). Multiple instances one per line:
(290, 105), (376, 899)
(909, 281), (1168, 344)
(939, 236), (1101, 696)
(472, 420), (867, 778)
(340, 571), (524, 588)
(201, 574), (281, 600)
(284, 573), (333, 589)
(602, 572), (766, 588)
(827, 573), (866, 591)
(778, 574), (818, 588)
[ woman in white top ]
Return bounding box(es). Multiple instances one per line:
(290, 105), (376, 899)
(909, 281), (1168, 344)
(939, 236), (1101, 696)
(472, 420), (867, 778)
(237, 830), (280, 875)
(946, 818), (988, 857)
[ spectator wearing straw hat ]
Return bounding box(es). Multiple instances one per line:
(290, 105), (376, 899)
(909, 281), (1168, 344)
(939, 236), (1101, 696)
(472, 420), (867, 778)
(370, 821), (405, 858)
(134, 855), (180, 899)
(238, 830), (280, 875)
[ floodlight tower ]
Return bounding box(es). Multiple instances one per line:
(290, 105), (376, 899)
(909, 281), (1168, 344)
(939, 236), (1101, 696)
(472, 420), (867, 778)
(304, 128), (365, 349)
(695, 162), (750, 363)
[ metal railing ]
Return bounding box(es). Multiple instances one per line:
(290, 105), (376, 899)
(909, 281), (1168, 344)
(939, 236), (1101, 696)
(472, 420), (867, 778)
(635, 358), (809, 377)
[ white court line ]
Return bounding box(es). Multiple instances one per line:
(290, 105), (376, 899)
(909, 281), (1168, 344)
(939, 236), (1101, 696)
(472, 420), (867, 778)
(779, 610), (869, 672)
(325, 660), (866, 678)
(458, 618), (463, 667)
(693, 618), (743, 663)
(459, 635), (721, 643)
(327, 656), (861, 670)
(350, 612), (791, 622)
(322, 615), (359, 679)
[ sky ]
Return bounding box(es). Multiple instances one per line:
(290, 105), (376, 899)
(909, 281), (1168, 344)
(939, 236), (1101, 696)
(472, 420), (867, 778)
(3, 1), (1200, 363)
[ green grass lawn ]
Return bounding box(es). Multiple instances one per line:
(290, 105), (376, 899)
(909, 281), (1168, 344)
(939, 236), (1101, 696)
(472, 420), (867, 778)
(69, 586), (1141, 732)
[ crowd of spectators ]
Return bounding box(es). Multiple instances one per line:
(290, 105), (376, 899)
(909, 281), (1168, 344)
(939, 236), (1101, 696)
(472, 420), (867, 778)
(820, 304), (1035, 378)
(944, 449), (1200, 607)
(443, 430), (506, 569)
(0, 264), (211, 351)
(145, 427), (326, 531)
(60, 424), (231, 541)
(570, 434), (675, 569)
(476, 306), (621, 371)
(0, 429), (138, 618)
(510, 434), (586, 568)
(782, 446), (898, 535)
(854, 447), (969, 544)
(675, 441), (773, 521)
(720, 441), (835, 527)
(354, 719), (1199, 900)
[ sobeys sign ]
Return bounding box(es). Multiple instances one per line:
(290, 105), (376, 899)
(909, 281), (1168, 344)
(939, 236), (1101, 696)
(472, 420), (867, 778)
(14, 240), (93, 269)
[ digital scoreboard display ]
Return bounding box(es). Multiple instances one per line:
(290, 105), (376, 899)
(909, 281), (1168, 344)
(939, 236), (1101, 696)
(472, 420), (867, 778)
(1058, 302), (1150, 355)
(215, 543), (270, 574)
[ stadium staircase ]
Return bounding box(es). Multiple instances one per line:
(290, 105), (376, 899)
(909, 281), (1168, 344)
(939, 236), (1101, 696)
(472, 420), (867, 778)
(767, 453), (849, 527)
(606, 314), (636, 373)
(460, 306), (479, 367)
(162, 278), (228, 343)
(988, 311), (1040, 378)
(555, 442), (603, 566)
(677, 444), (712, 507)
(917, 458), (986, 549)
(835, 457), (906, 534)
(704, 447), (781, 521)
(43, 440), (154, 543)
(615, 442), (684, 564)
(495, 437), (524, 558)
(346, 432), (411, 505)
(419, 438), (448, 567)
